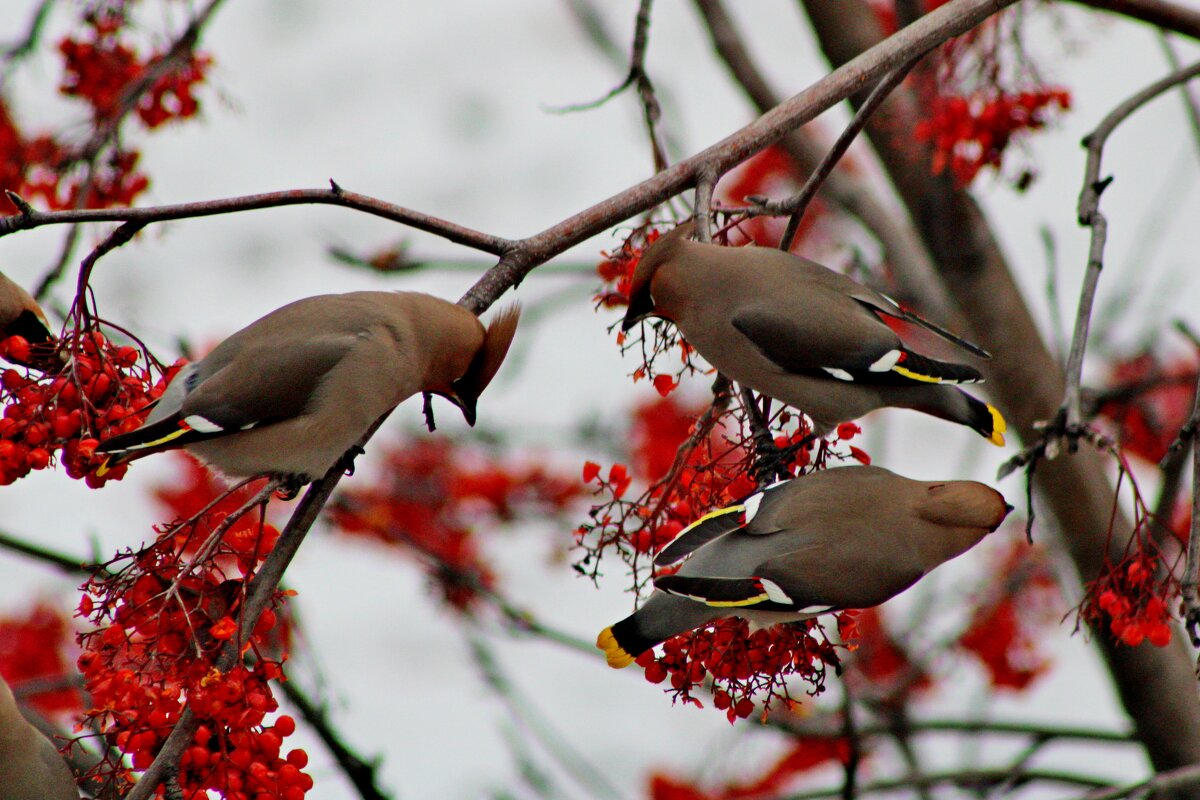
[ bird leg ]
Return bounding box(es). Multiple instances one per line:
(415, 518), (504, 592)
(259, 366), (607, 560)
(338, 444), (367, 477)
(273, 474), (308, 501)
(422, 391), (437, 432)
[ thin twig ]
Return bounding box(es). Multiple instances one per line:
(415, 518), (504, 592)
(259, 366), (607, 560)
(1062, 59), (1200, 441)
(1077, 762), (1200, 800)
(776, 52), (926, 252)
(3, 184), (514, 255)
(779, 768), (1113, 799)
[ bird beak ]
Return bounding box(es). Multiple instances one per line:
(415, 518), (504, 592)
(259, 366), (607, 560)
(621, 290), (655, 333)
(447, 390), (477, 427)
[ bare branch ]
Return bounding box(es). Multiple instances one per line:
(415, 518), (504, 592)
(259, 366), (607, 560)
(1068, 0), (1200, 40)
(1061, 59), (1200, 440)
(2, 186), (515, 255)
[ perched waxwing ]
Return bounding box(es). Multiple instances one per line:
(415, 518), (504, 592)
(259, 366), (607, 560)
(96, 292), (520, 484)
(598, 465), (1011, 668)
(0, 271), (57, 370)
(0, 675), (78, 800)
(623, 222), (1006, 445)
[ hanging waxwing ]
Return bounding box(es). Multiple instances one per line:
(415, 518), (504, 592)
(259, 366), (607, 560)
(598, 465), (1010, 668)
(622, 221), (1006, 445)
(0, 271), (58, 370)
(96, 292), (520, 485)
(0, 675), (78, 800)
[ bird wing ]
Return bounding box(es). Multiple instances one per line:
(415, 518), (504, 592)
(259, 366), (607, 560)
(654, 541), (835, 614)
(653, 481), (793, 570)
(731, 301), (983, 386)
(97, 334), (353, 459)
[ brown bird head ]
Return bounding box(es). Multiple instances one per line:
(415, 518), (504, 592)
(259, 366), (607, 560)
(916, 480), (1012, 561)
(441, 303), (521, 426)
(622, 220), (696, 332)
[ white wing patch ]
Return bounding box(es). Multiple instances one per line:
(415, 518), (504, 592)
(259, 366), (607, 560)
(868, 349), (902, 372)
(759, 579), (793, 605)
(823, 367), (853, 381)
(742, 491), (764, 524)
(183, 415), (224, 433)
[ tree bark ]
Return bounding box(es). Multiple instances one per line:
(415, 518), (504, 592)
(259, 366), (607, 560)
(798, 0), (1200, 777)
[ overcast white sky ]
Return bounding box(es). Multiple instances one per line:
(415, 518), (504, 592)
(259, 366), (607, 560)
(3, 1), (1200, 797)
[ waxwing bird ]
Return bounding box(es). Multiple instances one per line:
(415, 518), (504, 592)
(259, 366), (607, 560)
(0, 675), (78, 800)
(96, 292), (520, 484)
(0, 271), (57, 370)
(598, 465), (1011, 668)
(622, 222), (1006, 445)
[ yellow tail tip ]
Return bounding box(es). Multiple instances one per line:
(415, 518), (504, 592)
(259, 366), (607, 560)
(596, 626), (635, 669)
(986, 404), (1007, 447)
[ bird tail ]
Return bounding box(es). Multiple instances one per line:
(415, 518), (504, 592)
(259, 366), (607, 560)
(597, 623), (641, 669)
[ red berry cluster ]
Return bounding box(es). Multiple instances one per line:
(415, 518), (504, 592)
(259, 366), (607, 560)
(0, 4), (213, 213)
(0, 330), (180, 487)
(648, 737), (850, 800)
(634, 616), (842, 722)
(954, 542), (1060, 690)
(0, 100), (71, 210)
(1098, 352), (1198, 464)
(916, 89), (1071, 185)
(77, 506), (305, 798)
(329, 436), (583, 610)
(59, 10), (212, 128)
(1086, 556), (1173, 648)
(0, 604), (84, 718)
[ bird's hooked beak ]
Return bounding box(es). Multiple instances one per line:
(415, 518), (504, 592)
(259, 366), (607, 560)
(444, 387), (477, 427)
(621, 286), (655, 332)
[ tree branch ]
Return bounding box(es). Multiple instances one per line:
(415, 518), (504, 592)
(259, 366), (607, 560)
(1062, 59), (1200, 438)
(3, 184), (514, 255)
(1068, 0), (1200, 40)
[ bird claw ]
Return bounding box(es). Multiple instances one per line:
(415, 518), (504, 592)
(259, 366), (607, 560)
(273, 475), (307, 501)
(340, 444), (367, 476)
(422, 391), (437, 432)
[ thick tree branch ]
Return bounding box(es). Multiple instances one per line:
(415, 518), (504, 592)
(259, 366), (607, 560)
(797, 0), (1200, 779)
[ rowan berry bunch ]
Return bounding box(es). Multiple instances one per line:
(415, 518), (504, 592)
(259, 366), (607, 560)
(0, 0), (213, 212)
(0, 604), (84, 718)
(1098, 351), (1198, 465)
(329, 436), (583, 611)
(76, 504), (306, 797)
(648, 737), (851, 799)
(869, 0), (1074, 187)
(1083, 552), (1175, 648)
(634, 616), (844, 723)
(916, 89), (1071, 185)
(955, 541), (1059, 690)
(0, 329), (180, 487)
